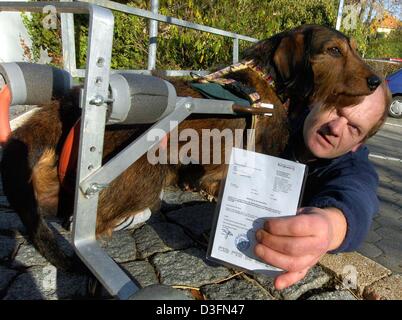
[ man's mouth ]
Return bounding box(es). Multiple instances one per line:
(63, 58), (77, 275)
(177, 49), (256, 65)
(317, 131), (333, 147)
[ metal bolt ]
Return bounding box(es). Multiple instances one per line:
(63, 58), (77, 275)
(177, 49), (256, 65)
(90, 95), (104, 106)
(95, 77), (103, 86)
(84, 183), (109, 198)
(184, 102), (193, 112)
(96, 57), (105, 67)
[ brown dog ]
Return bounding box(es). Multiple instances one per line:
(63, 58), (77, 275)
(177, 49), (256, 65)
(0, 25), (381, 271)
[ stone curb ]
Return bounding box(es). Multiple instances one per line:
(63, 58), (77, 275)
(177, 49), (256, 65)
(319, 252), (401, 300)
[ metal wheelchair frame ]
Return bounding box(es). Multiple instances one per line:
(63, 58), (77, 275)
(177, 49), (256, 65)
(0, 1), (259, 299)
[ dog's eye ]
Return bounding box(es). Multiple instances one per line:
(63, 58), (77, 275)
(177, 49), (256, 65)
(327, 47), (342, 57)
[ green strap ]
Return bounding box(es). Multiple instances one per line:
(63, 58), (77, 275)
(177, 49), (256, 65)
(189, 82), (251, 107)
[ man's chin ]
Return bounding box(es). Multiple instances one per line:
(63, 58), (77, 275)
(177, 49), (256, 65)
(309, 144), (335, 159)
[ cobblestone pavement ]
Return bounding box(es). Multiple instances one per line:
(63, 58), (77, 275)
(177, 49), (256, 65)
(361, 117), (402, 274)
(0, 108), (401, 300)
(0, 183), (360, 300)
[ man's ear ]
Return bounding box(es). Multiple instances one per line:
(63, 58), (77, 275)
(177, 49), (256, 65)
(351, 143), (362, 153)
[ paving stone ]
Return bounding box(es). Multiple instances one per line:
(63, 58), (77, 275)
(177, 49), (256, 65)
(0, 211), (26, 233)
(363, 274), (402, 300)
(121, 260), (159, 288)
(165, 203), (216, 237)
(133, 223), (194, 259)
(4, 265), (88, 300)
(389, 180), (402, 192)
(377, 186), (398, 198)
(0, 265), (18, 293)
(13, 243), (49, 267)
(375, 216), (402, 232)
(378, 205), (402, 221)
(0, 235), (18, 261)
(162, 186), (207, 204)
(375, 226), (402, 242)
(375, 239), (402, 273)
(202, 278), (272, 300)
(253, 265), (331, 300)
(362, 230), (382, 243)
(100, 230), (137, 263)
(307, 290), (357, 300)
(357, 242), (384, 259)
(319, 252), (392, 295)
(370, 219), (381, 230)
(151, 247), (231, 287)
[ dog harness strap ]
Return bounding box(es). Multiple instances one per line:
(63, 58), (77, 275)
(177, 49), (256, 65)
(0, 85), (12, 146)
(191, 60), (279, 151)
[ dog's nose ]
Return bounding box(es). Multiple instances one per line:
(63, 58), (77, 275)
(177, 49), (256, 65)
(367, 75), (381, 91)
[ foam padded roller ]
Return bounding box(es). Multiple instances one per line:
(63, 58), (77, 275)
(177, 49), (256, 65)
(107, 73), (177, 125)
(0, 62), (73, 105)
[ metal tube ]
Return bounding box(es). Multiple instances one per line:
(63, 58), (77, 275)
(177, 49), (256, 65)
(72, 5), (140, 299)
(79, 97), (238, 193)
(74, 68), (210, 78)
(60, 0), (77, 75)
(80, 0), (258, 42)
(147, 0), (159, 70)
(233, 38), (239, 64)
(336, 0), (345, 30)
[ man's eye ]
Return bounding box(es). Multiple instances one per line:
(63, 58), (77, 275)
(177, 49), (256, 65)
(348, 124), (359, 134)
(327, 47), (342, 57)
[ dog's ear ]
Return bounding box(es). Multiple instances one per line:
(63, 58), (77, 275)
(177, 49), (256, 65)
(273, 33), (305, 81)
(273, 30), (314, 99)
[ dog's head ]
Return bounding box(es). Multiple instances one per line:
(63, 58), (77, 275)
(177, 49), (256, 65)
(243, 24), (381, 112)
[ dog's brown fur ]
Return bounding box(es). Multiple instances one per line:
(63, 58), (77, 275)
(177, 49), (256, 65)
(1, 25), (381, 271)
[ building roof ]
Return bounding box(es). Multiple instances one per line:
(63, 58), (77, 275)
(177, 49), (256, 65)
(378, 14), (401, 30)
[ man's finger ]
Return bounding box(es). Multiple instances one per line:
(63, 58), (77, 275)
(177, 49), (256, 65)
(264, 214), (328, 237)
(256, 229), (327, 257)
(274, 267), (310, 290)
(254, 243), (317, 272)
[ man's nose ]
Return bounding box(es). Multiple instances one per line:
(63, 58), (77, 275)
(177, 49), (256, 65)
(328, 117), (347, 136)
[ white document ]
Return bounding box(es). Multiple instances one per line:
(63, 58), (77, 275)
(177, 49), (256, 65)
(207, 147), (307, 276)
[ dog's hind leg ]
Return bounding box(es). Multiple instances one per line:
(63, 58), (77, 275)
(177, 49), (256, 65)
(1, 139), (77, 271)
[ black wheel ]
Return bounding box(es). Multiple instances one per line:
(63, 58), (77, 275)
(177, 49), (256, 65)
(389, 95), (402, 118)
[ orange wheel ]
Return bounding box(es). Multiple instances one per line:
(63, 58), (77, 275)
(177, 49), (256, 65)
(0, 85), (11, 145)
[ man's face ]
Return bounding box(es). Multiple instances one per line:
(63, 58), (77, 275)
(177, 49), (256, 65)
(303, 86), (385, 159)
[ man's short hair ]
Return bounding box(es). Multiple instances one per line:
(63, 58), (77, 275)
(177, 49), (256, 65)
(365, 81), (392, 141)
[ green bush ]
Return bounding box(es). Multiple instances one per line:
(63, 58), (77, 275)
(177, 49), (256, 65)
(365, 29), (402, 59)
(22, 0), (400, 71)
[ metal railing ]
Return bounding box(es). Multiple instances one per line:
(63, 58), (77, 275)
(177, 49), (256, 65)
(62, 0), (259, 78)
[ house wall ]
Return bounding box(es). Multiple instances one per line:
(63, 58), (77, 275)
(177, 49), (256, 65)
(0, 0), (32, 62)
(377, 27), (393, 34)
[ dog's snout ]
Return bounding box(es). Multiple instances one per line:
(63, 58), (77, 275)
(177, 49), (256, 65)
(367, 75), (381, 91)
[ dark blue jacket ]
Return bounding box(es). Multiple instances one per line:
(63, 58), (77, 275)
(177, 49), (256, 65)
(283, 112), (379, 253)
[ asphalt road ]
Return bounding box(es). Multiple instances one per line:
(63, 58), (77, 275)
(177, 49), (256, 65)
(361, 116), (402, 273)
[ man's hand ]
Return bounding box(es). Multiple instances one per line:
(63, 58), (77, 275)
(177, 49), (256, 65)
(254, 207), (347, 290)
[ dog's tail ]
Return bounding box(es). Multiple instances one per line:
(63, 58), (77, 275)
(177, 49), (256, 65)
(0, 97), (84, 272)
